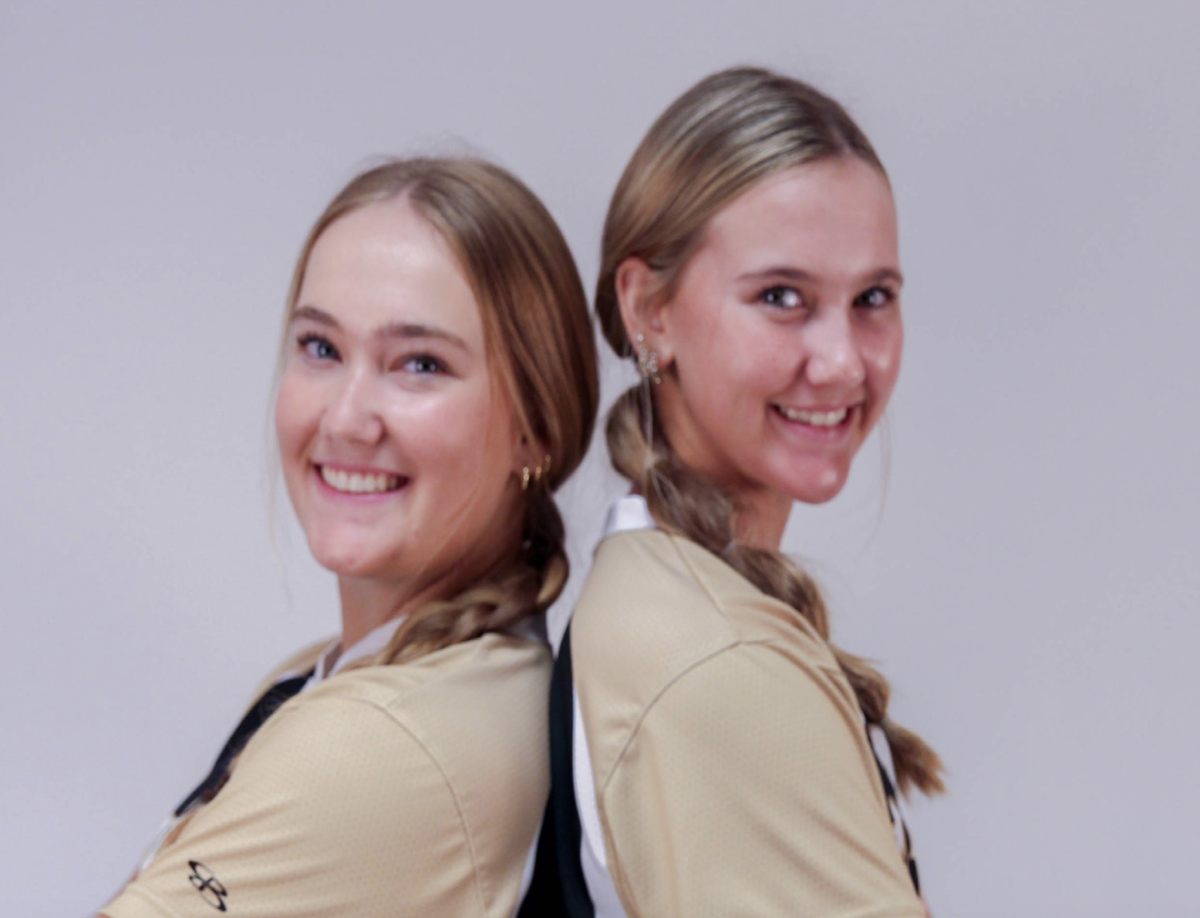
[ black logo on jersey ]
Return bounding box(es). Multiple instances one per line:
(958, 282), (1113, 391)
(188, 860), (229, 912)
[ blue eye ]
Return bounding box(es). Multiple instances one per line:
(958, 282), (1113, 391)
(405, 355), (445, 375)
(760, 285), (803, 309)
(298, 333), (339, 360)
(856, 286), (895, 309)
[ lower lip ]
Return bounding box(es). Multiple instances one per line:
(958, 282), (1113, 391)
(772, 405), (857, 441)
(313, 466), (409, 502)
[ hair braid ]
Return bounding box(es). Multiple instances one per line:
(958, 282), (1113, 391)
(366, 491), (569, 666)
(607, 385), (943, 796)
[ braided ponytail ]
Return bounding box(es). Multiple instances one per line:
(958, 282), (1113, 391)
(597, 68), (942, 796)
(608, 386), (942, 795)
(372, 490), (571, 665)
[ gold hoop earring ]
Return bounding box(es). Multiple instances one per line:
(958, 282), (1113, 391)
(520, 454), (552, 492)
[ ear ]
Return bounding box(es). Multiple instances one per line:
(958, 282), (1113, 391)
(614, 257), (675, 367)
(511, 430), (550, 487)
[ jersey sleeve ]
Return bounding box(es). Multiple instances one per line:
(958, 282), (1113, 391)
(597, 640), (925, 918)
(103, 694), (488, 918)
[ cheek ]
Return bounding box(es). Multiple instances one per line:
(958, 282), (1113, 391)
(404, 392), (520, 553)
(721, 329), (797, 414)
(398, 386), (514, 488)
(864, 324), (903, 407)
(681, 308), (784, 400)
(274, 375), (314, 462)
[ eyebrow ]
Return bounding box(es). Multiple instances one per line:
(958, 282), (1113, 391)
(291, 305), (470, 351)
(736, 266), (905, 286)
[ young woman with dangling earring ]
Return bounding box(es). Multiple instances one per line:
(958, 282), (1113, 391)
(99, 157), (598, 918)
(521, 67), (943, 918)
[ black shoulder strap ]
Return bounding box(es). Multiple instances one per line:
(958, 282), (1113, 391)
(173, 669), (313, 817)
(868, 730), (921, 895)
(518, 624), (595, 918)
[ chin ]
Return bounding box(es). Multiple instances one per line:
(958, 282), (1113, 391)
(780, 464), (850, 506)
(307, 536), (387, 579)
(790, 486), (843, 506)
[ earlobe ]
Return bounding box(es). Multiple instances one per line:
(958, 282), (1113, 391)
(512, 428), (552, 489)
(515, 447), (552, 492)
(615, 257), (674, 367)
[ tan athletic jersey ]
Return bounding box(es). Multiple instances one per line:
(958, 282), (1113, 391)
(105, 631), (551, 918)
(572, 524), (924, 917)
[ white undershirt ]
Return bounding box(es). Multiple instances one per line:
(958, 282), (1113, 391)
(302, 615), (408, 688)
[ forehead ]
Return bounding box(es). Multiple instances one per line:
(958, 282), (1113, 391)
(299, 200), (484, 344)
(699, 158), (898, 275)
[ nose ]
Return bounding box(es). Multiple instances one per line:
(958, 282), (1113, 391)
(802, 306), (865, 389)
(320, 365), (385, 445)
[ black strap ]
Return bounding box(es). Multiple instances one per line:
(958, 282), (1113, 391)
(868, 730), (921, 895)
(173, 669), (313, 817)
(517, 625), (594, 918)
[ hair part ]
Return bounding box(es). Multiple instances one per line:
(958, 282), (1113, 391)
(598, 68), (942, 796)
(283, 156), (599, 664)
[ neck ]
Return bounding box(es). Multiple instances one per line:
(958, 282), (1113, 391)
(731, 488), (792, 551)
(336, 575), (444, 651)
(336, 576), (410, 648)
(335, 526), (522, 651)
(655, 383), (792, 552)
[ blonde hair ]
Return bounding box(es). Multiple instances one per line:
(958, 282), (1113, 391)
(284, 157), (599, 664)
(597, 68), (943, 796)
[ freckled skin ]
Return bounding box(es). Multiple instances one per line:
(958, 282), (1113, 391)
(274, 201), (527, 643)
(650, 159), (903, 547)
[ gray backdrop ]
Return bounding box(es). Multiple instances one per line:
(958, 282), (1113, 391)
(2, 2), (1197, 915)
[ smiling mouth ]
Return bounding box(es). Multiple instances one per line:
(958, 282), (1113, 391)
(318, 466), (407, 494)
(773, 405), (850, 427)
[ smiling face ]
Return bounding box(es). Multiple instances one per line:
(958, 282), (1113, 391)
(275, 199), (526, 592)
(645, 157), (902, 530)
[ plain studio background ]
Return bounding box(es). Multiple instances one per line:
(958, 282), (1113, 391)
(2, 2), (1197, 915)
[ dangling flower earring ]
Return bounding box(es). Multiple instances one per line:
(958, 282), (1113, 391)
(635, 333), (661, 385)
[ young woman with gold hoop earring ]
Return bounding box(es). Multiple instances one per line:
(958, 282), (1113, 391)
(101, 156), (598, 918)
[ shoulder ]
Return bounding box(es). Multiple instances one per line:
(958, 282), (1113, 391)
(226, 632), (553, 807)
(575, 528), (832, 652)
(572, 528), (841, 706)
(571, 529), (852, 785)
(275, 633), (552, 910)
(592, 639), (918, 917)
(265, 631), (552, 804)
(109, 632), (551, 918)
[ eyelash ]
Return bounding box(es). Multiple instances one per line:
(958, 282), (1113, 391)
(400, 355), (446, 375)
(296, 332), (448, 377)
(759, 285), (803, 309)
(758, 284), (898, 312)
(298, 332), (339, 361)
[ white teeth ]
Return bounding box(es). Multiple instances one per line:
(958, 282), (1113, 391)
(777, 405), (849, 427)
(319, 467), (402, 494)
